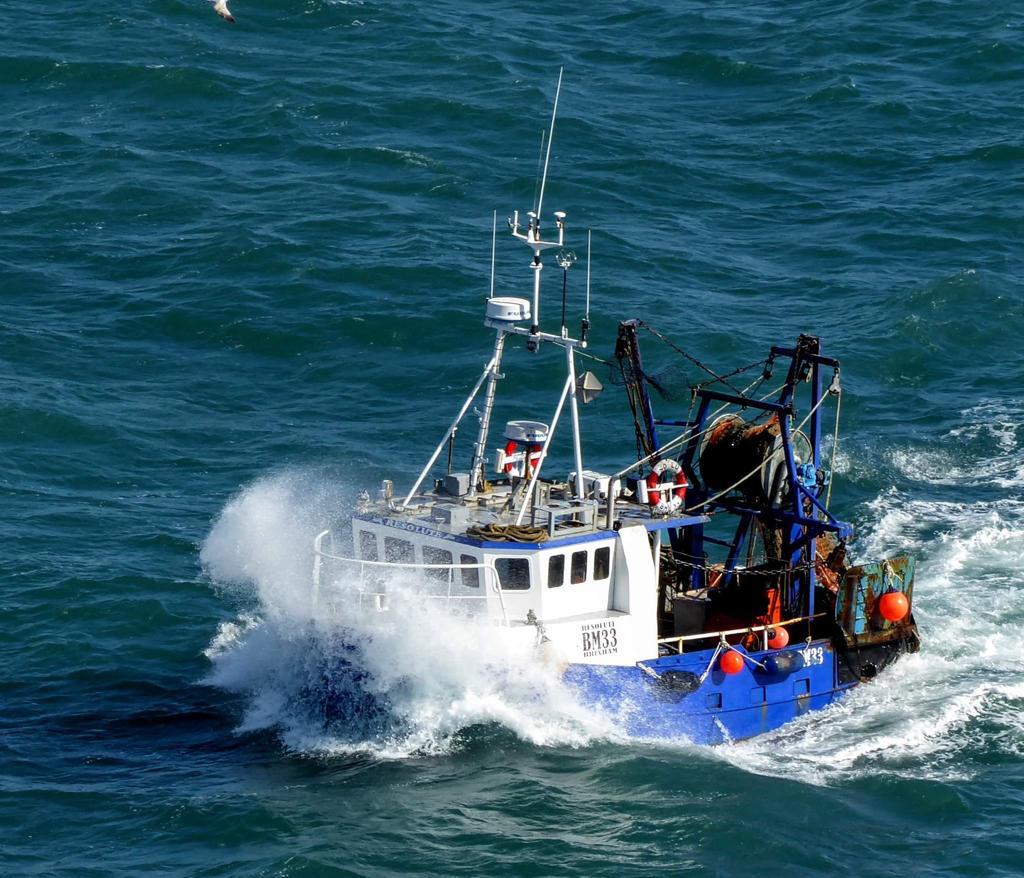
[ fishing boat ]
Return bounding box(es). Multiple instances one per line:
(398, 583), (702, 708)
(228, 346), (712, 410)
(311, 75), (920, 745)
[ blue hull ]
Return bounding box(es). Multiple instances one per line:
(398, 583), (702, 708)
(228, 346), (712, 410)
(565, 638), (854, 745)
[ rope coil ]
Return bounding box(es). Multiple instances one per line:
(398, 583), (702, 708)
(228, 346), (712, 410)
(465, 523), (550, 543)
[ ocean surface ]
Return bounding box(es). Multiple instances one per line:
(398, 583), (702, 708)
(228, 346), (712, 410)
(4, 0), (1024, 874)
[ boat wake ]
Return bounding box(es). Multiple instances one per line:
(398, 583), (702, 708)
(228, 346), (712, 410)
(200, 474), (615, 759)
(714, 400), (1024, 784)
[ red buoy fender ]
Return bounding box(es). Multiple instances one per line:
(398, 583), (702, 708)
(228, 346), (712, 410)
(877, 590), (909, 622)
(720, 650), (745, 675)
(673, 470), (688, 503)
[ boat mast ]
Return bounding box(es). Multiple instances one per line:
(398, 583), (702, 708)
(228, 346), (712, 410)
(504, 69), (590, 504)
(467, 212), (504, 496)
(413, 70), (593, 508)
(567, 340), (585, 500)
(526, 68), (563, 354)
(468, 328), (506, 496)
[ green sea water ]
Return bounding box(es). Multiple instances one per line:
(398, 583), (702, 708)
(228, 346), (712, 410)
(3, 1), (1024, 875)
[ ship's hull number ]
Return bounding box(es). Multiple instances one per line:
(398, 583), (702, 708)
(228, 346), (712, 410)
(581, 621), (619, 658)
(801, 646), (825, 666)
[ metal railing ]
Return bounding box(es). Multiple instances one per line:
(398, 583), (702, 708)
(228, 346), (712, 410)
(656, 613), (826, 654)
(312, 530), (511, 626)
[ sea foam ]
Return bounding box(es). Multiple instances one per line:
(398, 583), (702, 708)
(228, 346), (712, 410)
(200, 473), (613, 758)
(715, 403), (1024, 784)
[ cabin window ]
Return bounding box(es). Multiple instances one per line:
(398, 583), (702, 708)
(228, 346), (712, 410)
(384, 537), (414, 564)
(594, 546), (611, 581)
(423, 546), (453, 583)
(495, 557), (531, 591)
(460, 554), (480, 588)
(358, 531), (378, 562)
(571, 550), (588, 584)
(548, 554), (565, 589)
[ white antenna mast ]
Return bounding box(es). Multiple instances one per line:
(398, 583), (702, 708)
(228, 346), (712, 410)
(505, 68), (565, 351)
(582, 229), (591, 346)
(488, 210), (497, 298)
(531, 131), (546, 215)
(417, 69), (596, 508)
(585, 230), (592, 316)
(535, 67), (563, 222)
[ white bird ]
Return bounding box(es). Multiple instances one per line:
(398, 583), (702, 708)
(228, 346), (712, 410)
(212, 0), (235, 22)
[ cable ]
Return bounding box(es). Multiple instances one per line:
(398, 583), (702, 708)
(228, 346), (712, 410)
(637, 320), (765, 397)
(825, 388), (842, 510)
(614, 378), (785, 479)
(683, 386), (832, 513)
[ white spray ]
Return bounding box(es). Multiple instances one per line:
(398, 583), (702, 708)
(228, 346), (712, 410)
(200, 473), (614, 758)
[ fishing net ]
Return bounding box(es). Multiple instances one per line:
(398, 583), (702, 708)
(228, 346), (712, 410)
(605, 357), (693, 403)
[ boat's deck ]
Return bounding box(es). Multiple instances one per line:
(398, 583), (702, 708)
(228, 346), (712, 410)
(358, 477), (707, 542)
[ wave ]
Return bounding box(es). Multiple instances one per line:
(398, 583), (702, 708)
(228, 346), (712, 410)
(888, 400), (1024, 490)
(200, 474), (614, 759)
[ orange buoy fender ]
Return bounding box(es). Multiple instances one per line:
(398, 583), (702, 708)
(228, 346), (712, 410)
(720, 650), (745, 675)
(877, 590), (909, 622)
(767, 628), (789, 650)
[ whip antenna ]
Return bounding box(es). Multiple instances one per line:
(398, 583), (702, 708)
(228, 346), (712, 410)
(535, 66), (563, 221)
(585, 230), (592, 318)
(581, 229), (591, 346)
(531, 131), (546, 215)
(488, 210), (497, 298)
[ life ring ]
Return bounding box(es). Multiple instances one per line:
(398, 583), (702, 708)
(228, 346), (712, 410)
(529, 444), (543, 473)
(645, 458), (688, 514)
(503, 440), (544, 476)
(503, 440), (518, 474)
